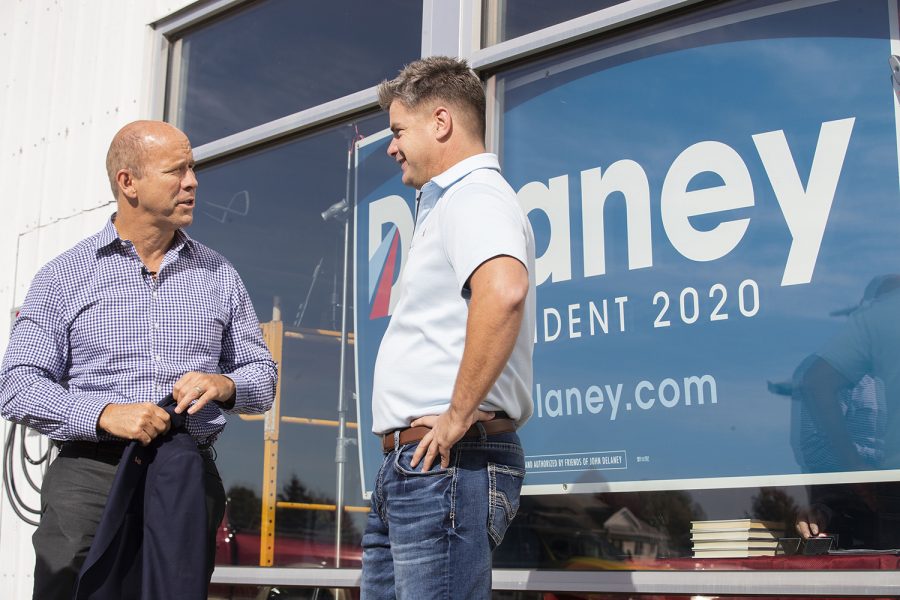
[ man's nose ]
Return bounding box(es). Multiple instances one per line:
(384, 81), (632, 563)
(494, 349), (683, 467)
(184, 168), (198, 190)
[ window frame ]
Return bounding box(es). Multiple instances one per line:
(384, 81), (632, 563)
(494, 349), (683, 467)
(208, 565), (900, 596)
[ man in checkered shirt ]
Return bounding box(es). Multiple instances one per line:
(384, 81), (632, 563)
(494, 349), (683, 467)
(0, 120), (277, 599)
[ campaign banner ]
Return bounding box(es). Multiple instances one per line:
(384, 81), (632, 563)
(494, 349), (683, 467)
(355, 0), (900, 495)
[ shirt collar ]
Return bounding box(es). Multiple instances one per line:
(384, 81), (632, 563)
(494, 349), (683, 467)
(174, 228), (195, 253)
(94, 213), (196, 253)
(428, 153), (501, 191)
(416, 153), (501, 227)
(95, 216), (120, 251)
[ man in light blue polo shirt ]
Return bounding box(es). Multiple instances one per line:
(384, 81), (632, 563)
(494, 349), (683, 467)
(361, 56), (536, 600)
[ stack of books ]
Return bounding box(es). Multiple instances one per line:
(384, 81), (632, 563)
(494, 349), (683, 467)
(690, 518), (784, 558)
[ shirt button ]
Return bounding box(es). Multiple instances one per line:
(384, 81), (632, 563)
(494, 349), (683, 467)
(154, 323), (160, 329)
(155, 356), (161, 362)
(152, 292), (158, 299)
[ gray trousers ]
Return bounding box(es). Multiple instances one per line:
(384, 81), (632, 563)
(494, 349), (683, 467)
(32, 447), (226, 600)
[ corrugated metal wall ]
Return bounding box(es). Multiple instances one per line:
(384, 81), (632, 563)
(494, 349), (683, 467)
(0, 1), (195, 594)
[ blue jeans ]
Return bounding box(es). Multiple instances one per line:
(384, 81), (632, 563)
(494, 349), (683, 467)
(361, 429), (525, 600)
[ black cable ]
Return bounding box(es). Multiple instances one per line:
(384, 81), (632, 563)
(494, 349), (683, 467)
(3, 432), (40, 525)
(22, 422), (51, 466)
(4, 425), (40, 514)
(2, 423), (43, 526)
(18, 424), (44, 494)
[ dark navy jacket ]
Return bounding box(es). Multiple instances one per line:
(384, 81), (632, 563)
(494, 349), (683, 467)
(73, 396), (208, 600)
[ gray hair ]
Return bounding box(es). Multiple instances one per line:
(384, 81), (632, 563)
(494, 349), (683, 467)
(378, 56), (485, 140)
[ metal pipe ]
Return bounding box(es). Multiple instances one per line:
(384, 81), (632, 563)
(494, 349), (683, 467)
(238, 414), (359, 428)
(334, 137), (354, 567)
(277, 501), (369, 513)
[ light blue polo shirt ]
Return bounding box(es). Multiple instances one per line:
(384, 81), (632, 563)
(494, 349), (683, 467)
(371, 153), (536, 434)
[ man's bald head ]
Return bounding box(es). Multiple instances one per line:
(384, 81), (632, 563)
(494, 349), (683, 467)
(105, 120), (189, 199)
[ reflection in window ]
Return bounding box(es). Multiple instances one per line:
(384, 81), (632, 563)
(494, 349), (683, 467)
(209, 590), (870, 600)
(190, 112), (387, 567)
(168, 0), (421, 146)
(495, 483), (900, 569)
(208, 585), (359, 599)
(491, 0), (900, 570)
(482, 0), (625, 46)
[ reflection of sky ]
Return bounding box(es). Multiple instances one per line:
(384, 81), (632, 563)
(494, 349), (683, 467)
(188, 113), (386, 504)
(176, 0), (422, 146)
(496, 0), (900, 483)
(194, 113), (386, 334)
(497, 0), (624, 42)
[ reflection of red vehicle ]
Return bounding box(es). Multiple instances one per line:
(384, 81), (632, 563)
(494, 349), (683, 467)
(209, 511), (362, 600)
(214, 515), (362, 568)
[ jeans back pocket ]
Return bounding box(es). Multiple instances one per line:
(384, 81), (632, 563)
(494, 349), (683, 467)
(487, 462), (525, 549)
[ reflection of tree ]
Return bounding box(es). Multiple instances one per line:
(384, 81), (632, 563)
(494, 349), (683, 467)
(225, 477), (361, 543)
(750, 487), (798, 532)
(277, 474), (360, 544)
(227, 485), (262, 532)
(498, 491), (704, 566)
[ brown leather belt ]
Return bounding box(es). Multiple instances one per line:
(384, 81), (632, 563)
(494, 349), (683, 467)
(381, 414), (516, 453)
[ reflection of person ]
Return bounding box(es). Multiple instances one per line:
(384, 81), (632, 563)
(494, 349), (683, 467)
(0, 120), (277, 599)
(793, 358), (884, 545)
(361, 57), (536, 599)
(794, 275), (900, 546)
(793, 358), (885, 475)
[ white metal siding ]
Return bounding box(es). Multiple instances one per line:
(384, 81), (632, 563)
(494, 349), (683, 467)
(0, 1), (195, 594)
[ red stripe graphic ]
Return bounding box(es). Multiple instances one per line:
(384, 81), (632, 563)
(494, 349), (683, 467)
(370, 229), (400, 319)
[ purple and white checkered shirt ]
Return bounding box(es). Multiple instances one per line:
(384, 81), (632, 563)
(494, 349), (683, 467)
(0, 216), (277, 444)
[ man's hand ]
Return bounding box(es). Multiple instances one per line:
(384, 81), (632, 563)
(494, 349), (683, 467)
(172, 372), (236, 415)
(98, 403), (171, 446)
(409, 408), (495, 472)
(407, 256), (528, 473)
(796, 504), (832, 539)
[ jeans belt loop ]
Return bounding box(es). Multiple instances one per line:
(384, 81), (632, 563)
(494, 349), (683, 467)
(475, 421), (487, 442)
(393, 430), (400, 452)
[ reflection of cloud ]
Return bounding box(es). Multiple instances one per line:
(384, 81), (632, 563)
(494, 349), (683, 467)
(740, 39), (872, 104)
(510, 0), (900, 486)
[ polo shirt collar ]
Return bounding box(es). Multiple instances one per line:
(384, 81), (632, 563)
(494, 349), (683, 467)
(417, 153), (501, 227)
(429, 153), (501, 191)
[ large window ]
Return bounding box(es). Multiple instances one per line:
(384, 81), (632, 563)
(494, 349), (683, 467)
(160, 0), (900, 595)
(162, 0), (420, 574)
(190, 113), (388, 569)
(488, 0), (900, 571)
(168, 0), (422, 145)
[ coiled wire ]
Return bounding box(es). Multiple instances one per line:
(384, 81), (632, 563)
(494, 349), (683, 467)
(2, 423), (51, 526)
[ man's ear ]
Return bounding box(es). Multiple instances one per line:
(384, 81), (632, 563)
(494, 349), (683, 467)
(433, 106), (452, 141)
(116, 169), (138, 200)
